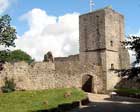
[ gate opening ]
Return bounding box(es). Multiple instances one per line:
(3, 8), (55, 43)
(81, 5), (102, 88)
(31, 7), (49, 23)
(82, 74), (93, 92)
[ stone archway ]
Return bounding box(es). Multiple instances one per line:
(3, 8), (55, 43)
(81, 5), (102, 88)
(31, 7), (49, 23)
(82, 74), (93, 92)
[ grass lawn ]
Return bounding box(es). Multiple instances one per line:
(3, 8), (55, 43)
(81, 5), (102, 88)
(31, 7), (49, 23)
(0, 88), (86, 112)
(115, 88), (140, 94)
(114, 88), (140, 99)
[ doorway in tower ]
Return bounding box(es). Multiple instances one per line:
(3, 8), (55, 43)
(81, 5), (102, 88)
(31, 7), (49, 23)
(82, 74), (93, 92)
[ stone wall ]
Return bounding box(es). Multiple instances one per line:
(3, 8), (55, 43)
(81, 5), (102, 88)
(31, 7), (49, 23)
(55, 54), (79, 62)
(55, 61), (105, 93)
(104, 8), (130, 90)
(119, 48), (130, 69)
(79, 9), (106, 65)
(0, 61), (105, 93)
(0, 62), (55, 90)
(115, 78), (140, 89)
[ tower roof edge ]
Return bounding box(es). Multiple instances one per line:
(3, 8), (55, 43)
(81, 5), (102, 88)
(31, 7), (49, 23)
(80, 6), (123, 17)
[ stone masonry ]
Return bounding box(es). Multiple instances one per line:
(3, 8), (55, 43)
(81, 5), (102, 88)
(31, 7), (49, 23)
(79, 7), (130, 91)
(0, 61), (104, 93)
(0, 7), (130, 93)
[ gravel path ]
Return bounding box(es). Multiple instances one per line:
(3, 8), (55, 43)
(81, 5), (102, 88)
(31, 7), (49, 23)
(70, 93), (140, 112)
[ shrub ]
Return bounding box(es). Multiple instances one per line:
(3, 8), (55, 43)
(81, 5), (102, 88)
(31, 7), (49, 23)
(1, 77), (16, 93)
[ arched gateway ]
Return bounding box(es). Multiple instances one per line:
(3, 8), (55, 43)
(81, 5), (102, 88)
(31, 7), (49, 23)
(82, 74), (93, 92)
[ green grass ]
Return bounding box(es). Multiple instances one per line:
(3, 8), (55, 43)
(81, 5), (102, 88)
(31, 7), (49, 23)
(0, 88), (86, 112)
(115, 88), (140, 94)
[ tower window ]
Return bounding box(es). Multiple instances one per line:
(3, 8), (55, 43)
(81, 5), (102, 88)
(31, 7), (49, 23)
(111, 64), (114, 70)
(110, 41), (113, 46)
(83, 18), (87, 22)
(96, 15), (99, 18)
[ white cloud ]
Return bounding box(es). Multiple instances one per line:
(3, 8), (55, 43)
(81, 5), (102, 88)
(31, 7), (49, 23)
(16, 8), (79, 61)
(0, 0), (10, 14)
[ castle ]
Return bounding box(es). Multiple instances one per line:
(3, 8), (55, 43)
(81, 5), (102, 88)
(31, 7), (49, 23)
(0, 7), (130, 93)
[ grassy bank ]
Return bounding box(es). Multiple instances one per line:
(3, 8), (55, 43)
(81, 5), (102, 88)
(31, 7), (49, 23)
(115, 88), (140, 94)
(115, 88), (140, 98)
(0, 88), (86, 112)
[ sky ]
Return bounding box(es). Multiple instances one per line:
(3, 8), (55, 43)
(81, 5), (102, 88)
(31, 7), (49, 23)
(0, 0), (140, 61)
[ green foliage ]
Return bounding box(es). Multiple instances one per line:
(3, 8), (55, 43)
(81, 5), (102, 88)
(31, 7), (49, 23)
(1, 77), (16, 93)
(114, 88), (140, 98)
(0, 88), (86, 112)
(115, 36), (140, 79)
(9, 49), (34, 63)
(0, 49), (34, 63)
(0, 50), (10, 62)
(0, 14), (17, 63)
(0, 15), (17, 47)
(115, 88), (140, 94)
(123, 36), (140, 66)
(0, 15), (33, 63)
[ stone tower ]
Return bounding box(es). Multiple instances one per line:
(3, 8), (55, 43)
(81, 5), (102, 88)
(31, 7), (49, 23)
(79, 7), (130, 91)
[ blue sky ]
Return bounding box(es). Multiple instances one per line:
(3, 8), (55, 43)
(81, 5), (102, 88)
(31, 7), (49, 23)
(4, 0), (140, 35)
(0, 0), (140, 61)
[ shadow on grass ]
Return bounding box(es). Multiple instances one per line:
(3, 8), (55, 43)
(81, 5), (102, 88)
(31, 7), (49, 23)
(31, 96), (140, 112)
(31, 97), (90, 112)
(31, 98), (140, 112)
(31, 101), (140, 112)
(31, 101), (80, 112)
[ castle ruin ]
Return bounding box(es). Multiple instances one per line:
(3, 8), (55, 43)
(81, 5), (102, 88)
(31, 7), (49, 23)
(0, 7), (130, 93)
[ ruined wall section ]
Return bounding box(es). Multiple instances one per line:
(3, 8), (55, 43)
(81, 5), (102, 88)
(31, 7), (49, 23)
(55, 61), (105, 93)
(28, 62), (55, 90)
(116, 78), (140, 89)
(0, 62), (55, 90)
(0, 61), (105, 93)
(55, 54), (79, 62)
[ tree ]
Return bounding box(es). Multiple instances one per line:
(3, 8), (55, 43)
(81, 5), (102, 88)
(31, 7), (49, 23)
(8, 50), (34, 63)
(0, 50), (10, 62)
(123, 36), (140, 66)
(0, 14), (17, 63)
(0, 15), (17, 47)
(116, 36), (140, 80)
(0, 15), (34, 63)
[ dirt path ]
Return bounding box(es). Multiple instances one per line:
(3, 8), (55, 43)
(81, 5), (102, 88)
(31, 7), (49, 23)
(70, 93), (140, 112)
